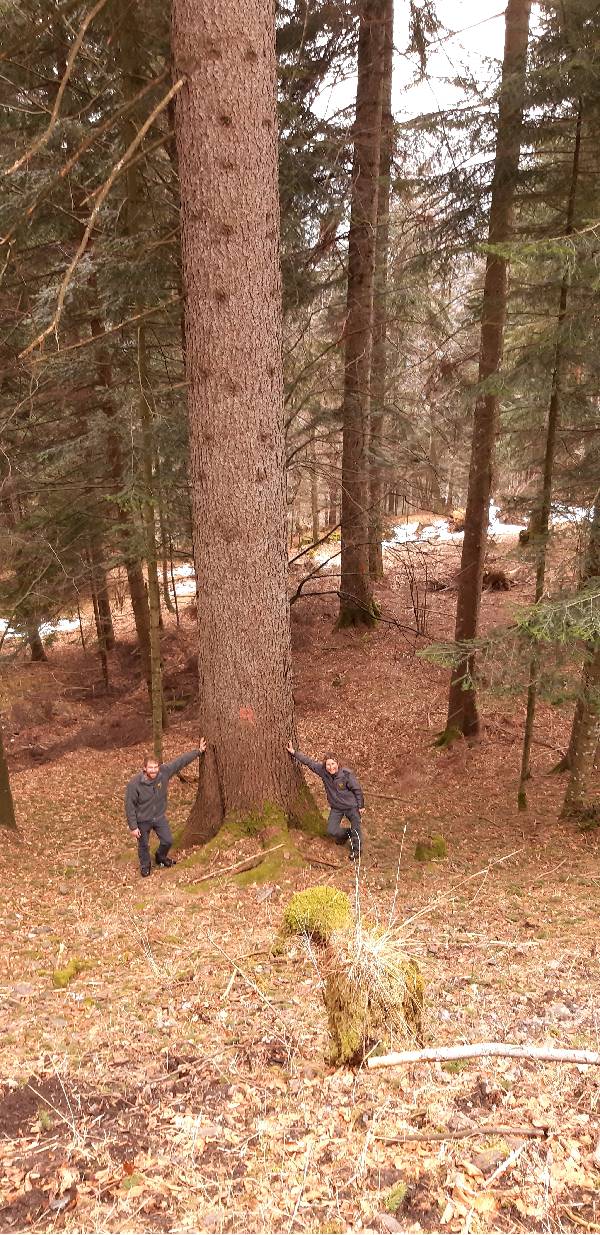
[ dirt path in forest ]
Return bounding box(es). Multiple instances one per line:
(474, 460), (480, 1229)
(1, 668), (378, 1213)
(1, 534), (599, 1234)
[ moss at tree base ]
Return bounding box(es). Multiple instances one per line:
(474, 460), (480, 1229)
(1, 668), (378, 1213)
(289, 784), (326, 837)
(181, 803), (307, 891)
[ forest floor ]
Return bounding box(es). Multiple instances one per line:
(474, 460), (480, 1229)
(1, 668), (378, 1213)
(1, 521), (599, 1235)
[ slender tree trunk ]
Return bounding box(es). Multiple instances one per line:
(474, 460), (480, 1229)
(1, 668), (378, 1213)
(169, 532), (180, 626)
(90, 307), (152, 689)
(561, 500), (600, 815)
(172, 0), (321, 849)
(155, 453), (176, 613)
(110, 3), (163, 708)
(88, 546), (110, 691)
(88, 534), (115, 652)
(517, 101), (583, 808)
(0, 722), (17, 831)
(338, 0), (385, 627)
(446, 0), (532, 736)
(76, 597), (86, 650)
(327, 471), (339, 528)
(138, 326), (166, 759)
(368, 0), (393, 582)
(561, 642), (600, 816)
(310, 432), (319, 546)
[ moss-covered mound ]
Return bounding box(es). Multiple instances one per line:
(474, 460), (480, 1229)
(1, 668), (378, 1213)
(323, 927), (424, 1066)
(414, 834), (447, 862)
(279, 886), (425, 1066)
(282, 886), (352, 944)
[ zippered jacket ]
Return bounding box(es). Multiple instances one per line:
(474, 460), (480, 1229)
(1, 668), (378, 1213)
(125, 749), (202, 830)
(291, 750), (364, 811)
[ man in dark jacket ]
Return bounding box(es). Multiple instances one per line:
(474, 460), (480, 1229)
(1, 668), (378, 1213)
(125, 740), (206, 876)
(287, 742), (364, 860)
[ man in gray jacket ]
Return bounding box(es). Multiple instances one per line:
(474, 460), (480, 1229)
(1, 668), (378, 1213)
(287, 742), (364, 860)
(125, 740), (206, 876)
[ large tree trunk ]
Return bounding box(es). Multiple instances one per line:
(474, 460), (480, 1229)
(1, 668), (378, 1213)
(172, 0), (321, 853)
(368, 0), (393, 582)
(0, 722), (17, 831)
(517, 100), (583, 808)
(446, 0), (532, 736)
(338, 0), (385, 627)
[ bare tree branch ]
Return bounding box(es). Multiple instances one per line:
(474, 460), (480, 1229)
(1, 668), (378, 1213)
(19, 77), (186, 359)
(5, 0), (111, 176)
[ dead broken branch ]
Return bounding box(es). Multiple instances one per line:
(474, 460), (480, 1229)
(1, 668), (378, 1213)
(180, 843), (283, 886)
(368, 1042), (600, 1069)
(375, 1123), (549, 1144)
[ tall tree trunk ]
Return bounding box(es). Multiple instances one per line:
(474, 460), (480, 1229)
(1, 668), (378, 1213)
(0, 722), (17, 831)
(120, 4), (162, 654)
(172, 0), (321, 849)
(446, 0), (532, 736)
(88, 534), (115, 652)
(88, 545), (110, 690)
(310, 431), (319, 546)
(138, 325), (166, 758)
(92, 317), (152, 692)
(338, 0), (385, 627)
(368, 0), (393, 582)
(561, 500), (600, 815)
(155, 453), (176, 613)
(517, 100), (582, 808)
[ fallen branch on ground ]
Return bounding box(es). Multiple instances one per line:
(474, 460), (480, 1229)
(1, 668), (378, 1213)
(181, 843), (283, 886)
(375, 1123), (549, 1144)
(368, 1042), (600, 1069)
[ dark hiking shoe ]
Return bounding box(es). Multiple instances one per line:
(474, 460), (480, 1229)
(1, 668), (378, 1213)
(155, 856), (176, 868)
(141, 866), (151, 877)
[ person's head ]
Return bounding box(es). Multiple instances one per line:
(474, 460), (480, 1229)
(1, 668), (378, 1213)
(143, 754), (160, 779)
(323, 753), (339, 775)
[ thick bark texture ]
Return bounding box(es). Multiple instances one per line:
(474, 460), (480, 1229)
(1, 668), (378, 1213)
(368, 0), (393, 582)
(338, 0), (385, 626)
(0, 722), (17, 830)
(172, 0), (320, 846)
(446, 0), (531, 735)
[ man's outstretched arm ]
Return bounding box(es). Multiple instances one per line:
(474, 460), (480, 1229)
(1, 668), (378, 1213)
(286, 741), (323, 776)
(163, 737), (207, 779)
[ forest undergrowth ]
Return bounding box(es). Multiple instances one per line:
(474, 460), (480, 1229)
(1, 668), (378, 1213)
(1, 529), (599, 1234)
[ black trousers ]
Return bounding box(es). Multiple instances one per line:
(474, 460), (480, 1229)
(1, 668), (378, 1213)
(326, 808), (362, 856)
(137, 817), (173, 871)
